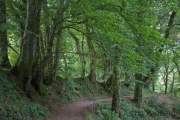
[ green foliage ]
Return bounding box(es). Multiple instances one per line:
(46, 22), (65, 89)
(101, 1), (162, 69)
(87, 102), (120, 120)
(172, 101), (180, 118)
(61, 78), (81, 103)
(144, 96), (170, 116)
(60, 77), (106, 103)
(0, 71), (49, 120)
(120, 99), (147, 120)
(143, 105), (158, 116)
(86, 99), (149, 120)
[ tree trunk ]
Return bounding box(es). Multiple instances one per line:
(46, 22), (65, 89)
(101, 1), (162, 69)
(68, 30), (86, 80)
(18, 0), (42, 98)
(53, 2), (63, 80)
(63, 53), (68, 79)
(133, 74), (143, 107)
(170, 71), (175, 94)
(53, 36), (62, 78)
(0, 0), (11, 69)
(18, 0), (27, 40)
(81, 25), (86, 80)
(152, 79), (155, 92)
(132, 8), (177, 104)
(111, 55), (121, 116)
(164, 68), (168, 94)
(42, 0), (65, 85)
(86, 27), (96, 84)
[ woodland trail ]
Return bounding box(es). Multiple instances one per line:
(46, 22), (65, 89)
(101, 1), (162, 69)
(45, 93), (177, 120)
(45, 98), (112, 120)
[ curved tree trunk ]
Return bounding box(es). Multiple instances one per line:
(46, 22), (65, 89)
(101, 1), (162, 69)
(68, 30), (86, 80)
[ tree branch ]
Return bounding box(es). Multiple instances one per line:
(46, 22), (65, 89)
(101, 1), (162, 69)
(8, 44), (19, 55)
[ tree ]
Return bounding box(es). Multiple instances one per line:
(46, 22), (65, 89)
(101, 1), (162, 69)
(86, 26), (96, 84)
(68, 29), (86, 80)
(18, 0), (42, 97)
(111, 49), (121, 116)
(0, 0), (11, 68)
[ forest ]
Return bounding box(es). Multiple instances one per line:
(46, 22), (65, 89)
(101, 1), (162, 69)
(0, 0), (180, 120)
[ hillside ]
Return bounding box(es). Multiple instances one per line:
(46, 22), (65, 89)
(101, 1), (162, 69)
(0, 70), (49, 120)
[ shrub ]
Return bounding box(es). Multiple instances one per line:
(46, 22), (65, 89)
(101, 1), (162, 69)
(144, 96), (169, 116)
(96, 102), (120, 120)
(172, 101), (180, 118)
(121, 99), (147, 120)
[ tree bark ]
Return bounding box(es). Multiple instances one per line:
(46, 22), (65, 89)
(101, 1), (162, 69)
(111, 54), (121, 116)
(86, 27), (96, 84)
(18, 0), (42, 98)
(53, 1), (64, 80)
(133, 74), (143, 107)
(164, 67), (168, 94)
(0, 0), (11, 69)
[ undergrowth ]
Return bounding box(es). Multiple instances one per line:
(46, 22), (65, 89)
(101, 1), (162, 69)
(143, 96), (170, 116)
(0, 71), (49, 120)
(46, 77), (107, 104)
(85, 94), (179, 120)
(85, 101), (120, 120)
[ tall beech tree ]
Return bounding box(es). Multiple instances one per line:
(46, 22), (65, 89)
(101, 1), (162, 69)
(86, 26), (96, 84)
(18, 0), (42, 97)
(111, 48), (121, 116)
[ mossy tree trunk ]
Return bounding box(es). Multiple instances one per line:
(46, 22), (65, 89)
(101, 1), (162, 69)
(53, 36), (62, 78)
(86, 26), (96, 84)
(52, 0), (65, 83)
(133, 74), (143, 107)
(111, 54), (121, 116)
(18, 0), (42, 98)
(0, 0), (11, 69)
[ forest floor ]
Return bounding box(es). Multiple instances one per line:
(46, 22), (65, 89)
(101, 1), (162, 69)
(45, 92), (180, 120)
(45, 97), (112, 120)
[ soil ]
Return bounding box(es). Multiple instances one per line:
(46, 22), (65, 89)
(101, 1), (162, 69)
(45, 98), (112, 120)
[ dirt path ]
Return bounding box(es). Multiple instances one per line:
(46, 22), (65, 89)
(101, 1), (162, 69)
(45, 98), (112, 120)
